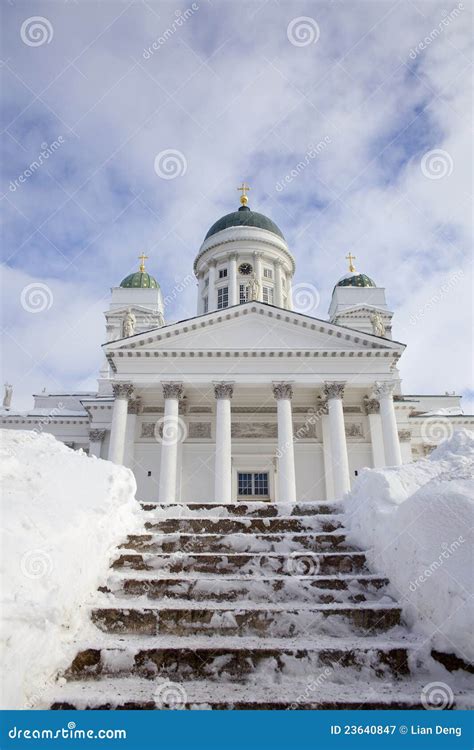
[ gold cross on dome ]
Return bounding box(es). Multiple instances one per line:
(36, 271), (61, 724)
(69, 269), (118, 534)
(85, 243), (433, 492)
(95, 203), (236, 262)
(237, 182), (250, 206)
(345, 252), (356, 273)
(138, 253), (148, 273)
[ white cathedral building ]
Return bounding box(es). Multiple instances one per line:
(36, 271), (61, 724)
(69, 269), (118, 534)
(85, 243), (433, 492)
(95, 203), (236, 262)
(2, 187), (472, 503)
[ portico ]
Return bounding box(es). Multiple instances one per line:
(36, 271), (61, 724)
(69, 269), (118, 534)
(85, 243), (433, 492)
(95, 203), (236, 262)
(105, 310), (404, 503)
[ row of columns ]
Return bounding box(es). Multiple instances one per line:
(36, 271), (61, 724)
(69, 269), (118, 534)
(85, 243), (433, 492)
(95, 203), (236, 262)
(198, 254), (291, 312)
(106, 380), (402, 503)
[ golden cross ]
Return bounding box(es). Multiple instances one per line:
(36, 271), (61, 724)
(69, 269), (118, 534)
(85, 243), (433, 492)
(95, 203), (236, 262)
(346, 252), (356, 273)
(138, 253), (148, 273)
(237, 182), (250, 206)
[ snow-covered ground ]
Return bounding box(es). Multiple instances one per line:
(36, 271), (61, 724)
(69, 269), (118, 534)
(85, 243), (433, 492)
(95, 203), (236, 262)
(0, 429), (140, 709)
(346, 429), (474, 663)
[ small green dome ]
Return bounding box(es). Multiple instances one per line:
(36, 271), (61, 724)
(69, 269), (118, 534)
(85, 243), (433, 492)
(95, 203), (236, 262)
(336, 272), (376, 288)
(205, 205), (285, 241)
(120, 271), (159, 289)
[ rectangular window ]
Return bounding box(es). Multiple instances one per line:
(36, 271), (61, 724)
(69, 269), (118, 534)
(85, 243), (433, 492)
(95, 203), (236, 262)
(203, 296), (208, 313)
(262, 286), (274, 304)
(263, 267), (273, 279)
(219, 268), (228, 279)
(239, 284), (249, 304)
(217, 286), (229, 309)
(238, 472), (269, 497)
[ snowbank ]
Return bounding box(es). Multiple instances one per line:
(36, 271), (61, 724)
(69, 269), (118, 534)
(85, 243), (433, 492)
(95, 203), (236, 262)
(346, 430), (474, 662)
(0, 430), (140, 709)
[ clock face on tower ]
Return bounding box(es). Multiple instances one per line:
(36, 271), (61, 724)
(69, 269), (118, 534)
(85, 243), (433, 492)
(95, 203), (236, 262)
(238, 263), (253, 276)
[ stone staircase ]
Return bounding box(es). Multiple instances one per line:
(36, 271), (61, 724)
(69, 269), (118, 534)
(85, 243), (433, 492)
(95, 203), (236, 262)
(49, 501), (473, 710)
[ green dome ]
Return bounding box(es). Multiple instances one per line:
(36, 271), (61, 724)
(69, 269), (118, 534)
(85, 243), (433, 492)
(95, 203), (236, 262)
(120, 271), (159, 289)
(336, 272), (376, 288)
(205, 205), (285, 241)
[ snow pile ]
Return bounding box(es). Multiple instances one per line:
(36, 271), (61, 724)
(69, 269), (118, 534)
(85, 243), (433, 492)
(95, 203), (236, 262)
(346, 429), (474, 662)
(0, 429), (140, 709)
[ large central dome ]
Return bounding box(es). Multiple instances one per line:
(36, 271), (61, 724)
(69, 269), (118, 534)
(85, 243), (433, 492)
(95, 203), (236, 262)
(204, 205), (285, 241)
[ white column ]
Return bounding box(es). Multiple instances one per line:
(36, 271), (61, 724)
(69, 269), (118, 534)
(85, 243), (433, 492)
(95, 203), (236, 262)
(374, 381), (402, 466)
(214, 382), (234, 503)
(229, 254), (238, 306)
(253, 252), (263, 301)
(321, 409), (335, 500)
(364, 397), (386, 468)
(207, 261), (217, 312)
(158, 382), (183, 504)
(124, 397), (141, 468)
(197, 272), (205, 315)
(89, 429), (106, 458)
(324, 382), (351, 498)
(273, 383), (296, 503)
(108, 383), (134, 464)
(287, 275), (293, 309)
(274, 260), (283, 307)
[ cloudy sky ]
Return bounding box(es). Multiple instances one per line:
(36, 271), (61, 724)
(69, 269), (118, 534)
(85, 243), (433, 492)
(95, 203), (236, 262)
(1, 0), (472, 411)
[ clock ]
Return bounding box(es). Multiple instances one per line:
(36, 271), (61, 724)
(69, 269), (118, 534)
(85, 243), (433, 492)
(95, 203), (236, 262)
(238, 263), (253, 276)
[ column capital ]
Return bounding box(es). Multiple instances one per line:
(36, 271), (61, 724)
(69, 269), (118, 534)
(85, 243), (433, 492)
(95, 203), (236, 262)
(89, 429), (106, 442)
(214, 382), (234, 400)
(227, 252), (238, 261)
(273, 382), (293, 400)
(112, 382), (134, 399)
(128, 397), (142, 414)
(162, 382), (183, 400)
(363, 396), (380, 415)
(324, 381), (346, 400)
(373, 380), (396, 399)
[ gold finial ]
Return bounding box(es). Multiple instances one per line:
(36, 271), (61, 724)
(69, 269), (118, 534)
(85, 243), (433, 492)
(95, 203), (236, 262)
(346, 252), (356, 273)
(237, 181), (250, 206)
(138, 253), (148, 273)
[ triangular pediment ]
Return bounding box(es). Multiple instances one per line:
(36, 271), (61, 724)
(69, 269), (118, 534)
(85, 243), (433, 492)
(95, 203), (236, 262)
(105, 303), (404, 354)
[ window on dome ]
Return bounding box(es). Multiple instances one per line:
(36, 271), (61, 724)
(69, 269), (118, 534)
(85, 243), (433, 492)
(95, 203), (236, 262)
(239, 284), (249, 304)
(263, 267), (273, 279)
(262, 286), (274, 304)
(217, 286), (229, 309)
(219, 268), (228, 279)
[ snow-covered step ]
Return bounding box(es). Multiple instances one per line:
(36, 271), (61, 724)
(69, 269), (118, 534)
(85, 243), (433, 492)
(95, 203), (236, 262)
(65, 638), (413, 681)
(108, 573), (391, 604)
(90, 601), (401, 637)
(140, 501), (343, 517)
(119, 532), (350, 554)
(112, 550), (368, 575)
(144, 516), (344, 535)
(49, 676), (474, 710)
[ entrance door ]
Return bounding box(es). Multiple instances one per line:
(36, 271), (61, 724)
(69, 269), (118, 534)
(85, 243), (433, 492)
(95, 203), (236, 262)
(237, 471), (269, 499)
